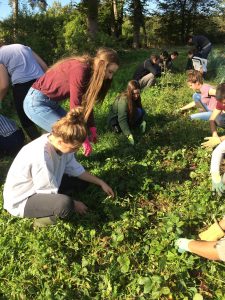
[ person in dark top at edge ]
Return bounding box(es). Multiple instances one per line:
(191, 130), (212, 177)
(187, 34), (212, 59)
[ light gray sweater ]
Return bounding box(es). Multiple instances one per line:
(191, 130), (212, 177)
(3, 134), (85, 217)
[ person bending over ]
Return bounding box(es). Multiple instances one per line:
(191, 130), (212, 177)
(0, 43), (47, 140)
(3, 107), (114, 227)
(23, 48), (119, 156)
(187, 34), (212, 59)
(108, 80), (146, 145)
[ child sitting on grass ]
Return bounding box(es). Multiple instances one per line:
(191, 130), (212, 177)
(178, 70), (216, 121)
(3, 107), (114, 227)
(107, 80), (146, 145)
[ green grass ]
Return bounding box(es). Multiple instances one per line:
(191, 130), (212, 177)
(0, 47), (225, 299)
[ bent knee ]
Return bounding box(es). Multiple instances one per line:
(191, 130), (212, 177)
(55, 195), (74, 219)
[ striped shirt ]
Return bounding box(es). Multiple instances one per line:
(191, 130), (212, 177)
(0, 115), (18, 137)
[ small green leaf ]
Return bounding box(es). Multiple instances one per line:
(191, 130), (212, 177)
(193, 293), (203, 300)
(117, 254), (130, 273)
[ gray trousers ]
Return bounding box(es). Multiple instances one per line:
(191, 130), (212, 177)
(24, 175), (88, 219)
(139, 73), (155, 89)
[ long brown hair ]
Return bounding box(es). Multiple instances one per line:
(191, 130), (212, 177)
(121, 80), (142, 126)
(51, 107), (87, 144)
(48, 48), (119, 122)
(82, 47), (119, 121)
(47, 55), (91, 71)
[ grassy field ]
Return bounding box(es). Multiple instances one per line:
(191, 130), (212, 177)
(0, 47), (225, 299)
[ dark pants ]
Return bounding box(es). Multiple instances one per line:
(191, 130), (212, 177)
(215, 114), (225, 129)
(0, 128), (25, 156)
(24, 174), (89, 219)
(12, 80), (41, 140)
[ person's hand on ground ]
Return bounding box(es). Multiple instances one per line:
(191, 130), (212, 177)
(74, 200), (88, 215)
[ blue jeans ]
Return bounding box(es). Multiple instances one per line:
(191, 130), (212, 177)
(190, 93), (212, 121)
(23, 88), (67, 132)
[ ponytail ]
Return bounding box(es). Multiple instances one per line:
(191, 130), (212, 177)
(51, 107), (87, 144)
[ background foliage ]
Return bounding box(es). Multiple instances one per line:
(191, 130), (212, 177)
(0, 0), (224, 64)
(0, 46), (225, 299)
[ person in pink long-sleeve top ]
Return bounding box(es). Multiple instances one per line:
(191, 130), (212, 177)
(23, 48), (119, 156)
(178, 70), (216, 121)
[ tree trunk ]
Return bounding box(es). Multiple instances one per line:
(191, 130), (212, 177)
(12, 0), (19, 40)
(86, 0), (99, 38)
(111, 0), (124, 38)
(132, 0), (143, 48)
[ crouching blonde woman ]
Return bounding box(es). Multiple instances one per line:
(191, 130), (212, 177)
(3, 107), (114, 227)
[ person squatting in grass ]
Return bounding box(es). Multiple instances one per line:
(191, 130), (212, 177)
(132, 54), (161, 89)
(107, 80), (146, 145)
(0, 114), (25, 157)
(23, 48), (119, 156)
(201, 83), (225, 149)
(0, 43), (48, 140)
(3, 107), (114, 227)
(178, 70), (217, 121)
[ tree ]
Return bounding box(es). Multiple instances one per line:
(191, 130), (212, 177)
(8, 0), (47, 39)
(154, 0), (223, 43)
(127, 0), (146, 48)
(82, 0), (99, 38)
(111, 0), (125, 38)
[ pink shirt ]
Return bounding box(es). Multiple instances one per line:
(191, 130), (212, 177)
(200, 84), (217, 111)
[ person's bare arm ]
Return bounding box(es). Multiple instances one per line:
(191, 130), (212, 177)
(188, 240), (220, 260)
(78, 171), (114, 197)
(32, 51), (48, 72)
(0, 64), (9, 101)
(179, 101), (196, 111)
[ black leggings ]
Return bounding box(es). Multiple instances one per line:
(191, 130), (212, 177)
(24, 175), (89, 219)
(12, 80), (40, 140)
(0, 128), (25, 157)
